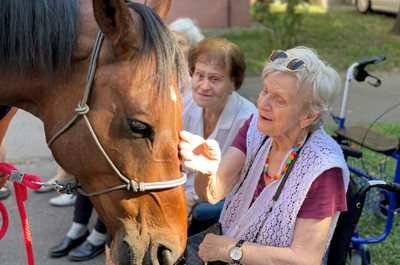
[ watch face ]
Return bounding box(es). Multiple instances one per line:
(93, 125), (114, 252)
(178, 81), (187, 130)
(230, 246), (243, 261)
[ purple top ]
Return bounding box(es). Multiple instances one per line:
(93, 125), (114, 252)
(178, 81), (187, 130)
(232, 115), (347, 218)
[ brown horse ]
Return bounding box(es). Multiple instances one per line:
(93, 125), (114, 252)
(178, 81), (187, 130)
(0, 0), (188, 264)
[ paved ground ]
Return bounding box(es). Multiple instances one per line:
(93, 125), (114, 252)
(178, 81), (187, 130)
(0, 111), (103, 265)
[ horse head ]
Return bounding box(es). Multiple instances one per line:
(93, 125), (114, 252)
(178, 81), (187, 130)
(0, 0), (188, 264)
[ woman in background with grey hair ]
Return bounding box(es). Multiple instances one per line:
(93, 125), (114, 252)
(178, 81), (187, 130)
(180, 46), (349, 264)
(169, 18), (204, 62)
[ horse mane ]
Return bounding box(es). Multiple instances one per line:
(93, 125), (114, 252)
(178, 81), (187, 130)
(0, 0), (187, 90)
(0, 0), (79, 78)
(127, 2), (188, 93)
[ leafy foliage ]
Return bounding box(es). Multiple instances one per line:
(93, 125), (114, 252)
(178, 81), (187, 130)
(250, 0), (308, 48)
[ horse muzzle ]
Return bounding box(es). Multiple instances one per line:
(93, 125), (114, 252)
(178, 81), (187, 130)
(110, 227), (183, 265)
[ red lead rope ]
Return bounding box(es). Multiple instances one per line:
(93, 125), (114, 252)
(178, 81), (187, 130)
(0, 162), (43, 265)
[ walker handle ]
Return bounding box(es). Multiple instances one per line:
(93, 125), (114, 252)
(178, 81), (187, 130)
(361, 180), (400, 195)
(353, 56), (386, 87)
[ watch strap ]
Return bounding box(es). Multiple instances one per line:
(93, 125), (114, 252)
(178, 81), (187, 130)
(236, 239), (245, 248)
(232, 239), (245, 263)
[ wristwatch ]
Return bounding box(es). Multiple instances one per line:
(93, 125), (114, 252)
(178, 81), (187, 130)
(230, 239), (245, 263)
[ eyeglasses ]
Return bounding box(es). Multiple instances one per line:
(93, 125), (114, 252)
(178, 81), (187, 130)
(268, 50), (307, 71)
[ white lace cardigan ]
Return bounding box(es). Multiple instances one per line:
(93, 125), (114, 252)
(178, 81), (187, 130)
(219, 112), (350, 264)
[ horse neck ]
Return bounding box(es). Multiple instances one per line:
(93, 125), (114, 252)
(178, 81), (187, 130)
(0, 73), (54, 119)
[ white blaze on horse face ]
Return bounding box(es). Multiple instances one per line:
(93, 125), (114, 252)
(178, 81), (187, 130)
(169, 85), (178, 103)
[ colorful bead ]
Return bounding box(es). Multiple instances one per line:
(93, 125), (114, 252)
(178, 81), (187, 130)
(264, 138), (303, 183)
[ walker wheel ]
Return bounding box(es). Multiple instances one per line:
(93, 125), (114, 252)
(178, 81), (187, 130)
(350, 246), (373, 265)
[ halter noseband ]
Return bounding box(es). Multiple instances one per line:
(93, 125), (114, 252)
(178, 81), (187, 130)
(46, 31), (186, 197)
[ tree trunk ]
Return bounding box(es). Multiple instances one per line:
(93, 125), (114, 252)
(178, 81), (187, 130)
(390, 7), (400, 34)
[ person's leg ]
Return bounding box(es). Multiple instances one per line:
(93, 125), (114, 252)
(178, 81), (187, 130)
(0, 107), (15, 195)
(0, 112), (14, 200)
(188, 201), (224, 236)
(86, 218), (107, 246)
(54, 167), (72, 182)
(48, 167), (77, 205)
(67, 194), (92, 237)
(0, 140), (10, 200)
(94, 217), (107, 234)
(0, 107), (17, 144)
(49, 194), (92, 258)
(37, 165), (75, 193)
(68, 217), (107, 261)
(74, 193), (93, 221)
(49, 192), (77, 206)
(0, 184), (10, 200)
(0, 138), (7, 162)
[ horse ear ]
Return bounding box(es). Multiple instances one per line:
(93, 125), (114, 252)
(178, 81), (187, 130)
(145, 0), (172, 20)
(92, 0), (136, 55)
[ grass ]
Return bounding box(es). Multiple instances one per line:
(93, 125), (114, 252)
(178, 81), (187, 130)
(207, 8), (400, 264)
(205, 9), (400, 76)
(314, 123), (400, 264)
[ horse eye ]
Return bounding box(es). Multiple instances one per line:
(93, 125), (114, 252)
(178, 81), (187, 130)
(127, 119), (154, 140)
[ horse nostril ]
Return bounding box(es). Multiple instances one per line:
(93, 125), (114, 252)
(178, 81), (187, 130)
(157, 245), (174, 265)
(117, 240), (131, 265)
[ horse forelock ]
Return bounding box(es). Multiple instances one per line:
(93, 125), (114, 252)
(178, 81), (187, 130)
(0, 0), (79, 78)
(127, 2), (188, 95)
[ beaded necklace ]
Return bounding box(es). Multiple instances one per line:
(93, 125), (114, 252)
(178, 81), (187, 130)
(264, 138), (304, 182)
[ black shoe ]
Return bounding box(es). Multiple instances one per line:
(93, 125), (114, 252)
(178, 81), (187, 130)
(49, 231), (89, 258)
(0, 184), (11, 200)
(68, 240), (105, 261)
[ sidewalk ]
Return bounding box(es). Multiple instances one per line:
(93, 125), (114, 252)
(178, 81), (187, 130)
(0, 111), (103, 265)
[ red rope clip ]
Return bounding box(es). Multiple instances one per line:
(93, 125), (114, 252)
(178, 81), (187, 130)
(0, 162), (43, 265)
(0, 162), (43, 190)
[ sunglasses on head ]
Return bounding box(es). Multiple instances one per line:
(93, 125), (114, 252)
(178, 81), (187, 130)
(268, 50), (307, 71)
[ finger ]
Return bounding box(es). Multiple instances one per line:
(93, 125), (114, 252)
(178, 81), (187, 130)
(198, 242), (205, 260)
(179, 149), (195, 161)
(205, 144), (221, 161)
(179, 141), (195, 152)
(205, 139), (220, 150)
(202, 142), (221, 160)
(179, 130), (195, 141)
(180, 130), (204, 145)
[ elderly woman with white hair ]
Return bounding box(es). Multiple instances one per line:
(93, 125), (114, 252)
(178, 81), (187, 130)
(169, 18), (204, 62)
(180, 46), (349, 265)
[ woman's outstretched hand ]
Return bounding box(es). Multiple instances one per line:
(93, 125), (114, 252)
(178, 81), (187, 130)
(179, 131), (221, 175)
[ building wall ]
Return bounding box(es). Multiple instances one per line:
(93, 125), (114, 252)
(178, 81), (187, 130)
(166, 0), (252, 29)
